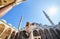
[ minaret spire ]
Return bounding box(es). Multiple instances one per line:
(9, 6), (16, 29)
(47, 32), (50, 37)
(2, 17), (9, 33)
(18, 16), (23, 31)
(43, 10), (54, 25)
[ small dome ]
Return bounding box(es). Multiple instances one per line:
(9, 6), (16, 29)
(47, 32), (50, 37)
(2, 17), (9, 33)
(8, 23), (12, 26)
(1, 19), (7, 23)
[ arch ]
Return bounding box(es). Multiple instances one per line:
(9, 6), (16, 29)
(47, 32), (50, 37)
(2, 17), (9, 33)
(14, 32), (18, 39)
(0, 24), (5, 34)
(49, 28), (58, 39)
(33, 30), (39, 36)
(0, 28), (12, 39)
(39, 29), (45, 39)
(39, 29), (43, 35)
(55, 29), (60, 36)
(44, 29), (52, 39)
(55, 29), (60, 39)
(9, 31), (16, 39)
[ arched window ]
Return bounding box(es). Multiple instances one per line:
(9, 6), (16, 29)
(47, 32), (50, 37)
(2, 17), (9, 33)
(22, 30), (29, 38)
(49, 28), (58, 39)
(39, 29), (43, 35)
(9, 31), (16, 39)
(33, 30), (39, 36)
(0, 28), (12, 39)
(0, 24), (5, 34)
(39, 29), (44, 39)
(14, 32), (18, 39)
(55, 29), (60, 39)
(44, 29), (51, 39)
(55, 29), (60, 36)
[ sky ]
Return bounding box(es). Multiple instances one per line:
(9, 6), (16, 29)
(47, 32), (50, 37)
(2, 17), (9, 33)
(1, 0), (60, 29)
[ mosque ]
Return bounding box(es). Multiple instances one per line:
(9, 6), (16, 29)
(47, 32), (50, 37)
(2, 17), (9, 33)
(15, 11), (60, 39)
(0, 11), (60, 39)
(0, 0), (60, 39)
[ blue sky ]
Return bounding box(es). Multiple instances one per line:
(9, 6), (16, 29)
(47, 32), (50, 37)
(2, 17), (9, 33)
(1, 0), (60, 29)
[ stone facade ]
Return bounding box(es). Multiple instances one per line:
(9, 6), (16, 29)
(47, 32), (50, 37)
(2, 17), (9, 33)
(0, 20), (60, 39)
(0, 19), (17, 39)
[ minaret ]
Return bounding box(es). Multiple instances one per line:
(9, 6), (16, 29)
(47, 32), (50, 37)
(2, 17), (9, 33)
(18, 16), (23, 31)
(17, 16), (23, 39)
(43, 10), (54, 25)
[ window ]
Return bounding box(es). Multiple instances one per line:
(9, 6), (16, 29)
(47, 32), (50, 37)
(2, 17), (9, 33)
(38, 38), (40, 39)
(35, 38), (37, 39)
(34, 36), (41, 39)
